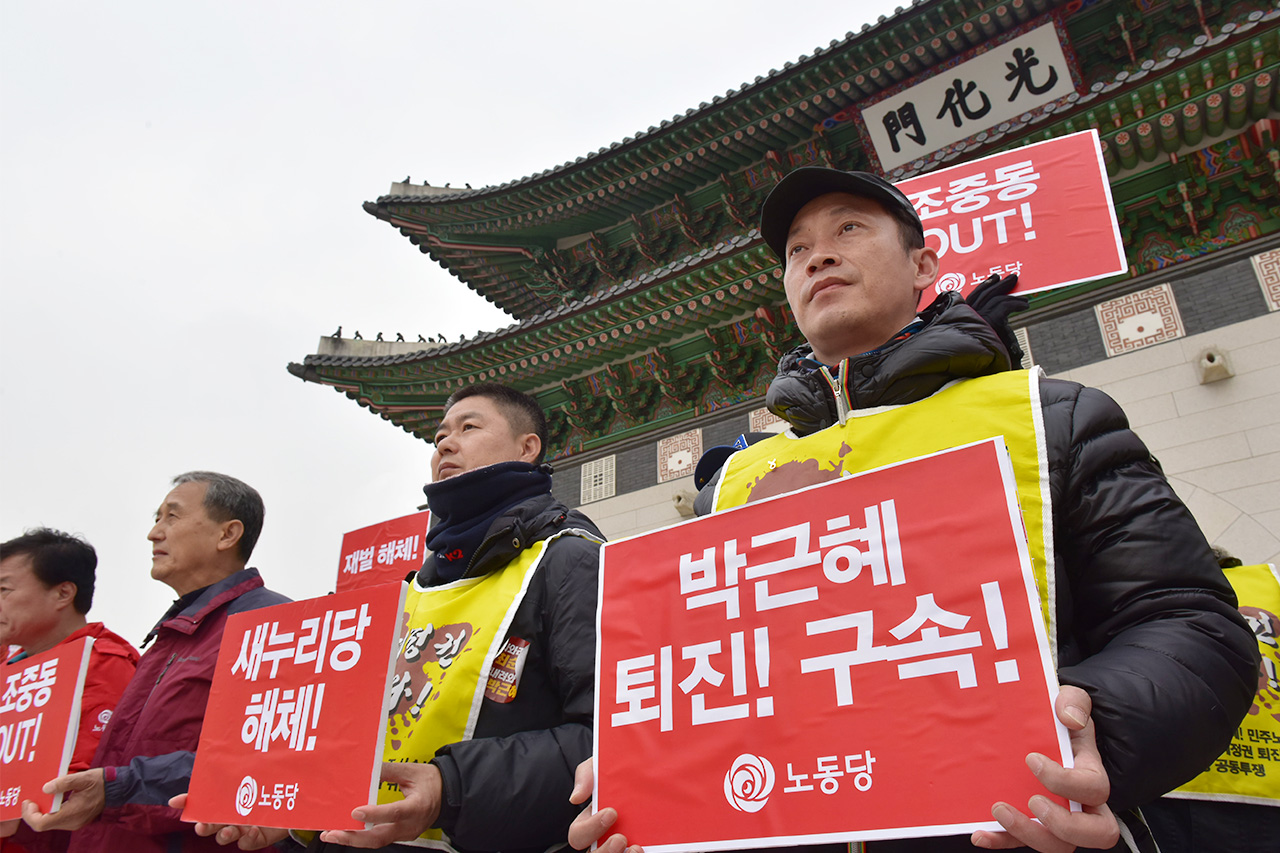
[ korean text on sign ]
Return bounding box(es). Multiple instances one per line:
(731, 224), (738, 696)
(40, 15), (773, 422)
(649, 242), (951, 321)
(893, 131), (1125, 305)
(595, 440), (1069, 851)
(183, 583), (405, 830)
(337, 510), (431, 593)
(0, 637), (94, 820)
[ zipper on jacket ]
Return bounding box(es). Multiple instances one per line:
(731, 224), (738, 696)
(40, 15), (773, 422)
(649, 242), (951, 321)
(818, 360), (852, 426)
(141, 652), (178, 709)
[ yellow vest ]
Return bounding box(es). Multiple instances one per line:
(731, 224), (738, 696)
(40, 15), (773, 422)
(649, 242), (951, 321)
(382, 529), (600, 850)
(1168, 563), (1280, 806)
(714, 369), (1056, 651)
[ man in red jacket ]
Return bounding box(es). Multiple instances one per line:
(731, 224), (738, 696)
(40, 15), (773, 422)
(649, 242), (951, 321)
(18, 471), (289, 853)
(0, 528), (140, 853)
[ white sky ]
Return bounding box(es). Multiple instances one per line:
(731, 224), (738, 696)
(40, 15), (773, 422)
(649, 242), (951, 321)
(0, 0), (903, 644)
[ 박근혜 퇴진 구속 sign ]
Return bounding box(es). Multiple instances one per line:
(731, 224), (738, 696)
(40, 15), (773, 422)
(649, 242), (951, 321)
(594, 439), (1072, 850)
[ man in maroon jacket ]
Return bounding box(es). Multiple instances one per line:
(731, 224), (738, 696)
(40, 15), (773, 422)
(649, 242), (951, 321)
(0, 528), (140, 853)
(19, 471), (289, 853)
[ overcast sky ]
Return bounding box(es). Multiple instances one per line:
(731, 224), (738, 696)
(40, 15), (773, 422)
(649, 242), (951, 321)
(0, 0), (903, 644)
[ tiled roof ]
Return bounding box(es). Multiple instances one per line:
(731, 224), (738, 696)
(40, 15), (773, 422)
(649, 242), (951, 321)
(296, 230), (761, 368)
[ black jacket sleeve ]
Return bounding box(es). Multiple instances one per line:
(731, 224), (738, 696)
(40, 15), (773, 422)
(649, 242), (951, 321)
(432, 534), (599, 852)
(1042, 379), (1259, 810)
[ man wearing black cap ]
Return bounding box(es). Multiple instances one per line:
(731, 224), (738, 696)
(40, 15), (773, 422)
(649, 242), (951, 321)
(571, 169), (1257, 853)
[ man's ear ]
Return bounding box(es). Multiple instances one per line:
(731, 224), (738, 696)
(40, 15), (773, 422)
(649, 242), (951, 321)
(53, 581), (78, 611)
(517, 433), (542, 465)
(216, 520), (245, 555)
(913, 245), (940, 297)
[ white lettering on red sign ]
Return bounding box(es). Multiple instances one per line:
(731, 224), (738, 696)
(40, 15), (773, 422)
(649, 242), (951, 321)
(232, 603), (372, 682)
(343, 535), (420, 576)
(610, 500), (1021, 731)
(783, 750), (876, 795)
(241, 684), (326, 753)
(0, 660), (57, 714)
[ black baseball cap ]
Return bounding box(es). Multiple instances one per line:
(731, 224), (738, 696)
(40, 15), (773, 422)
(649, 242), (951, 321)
(759, 167), (924, 259)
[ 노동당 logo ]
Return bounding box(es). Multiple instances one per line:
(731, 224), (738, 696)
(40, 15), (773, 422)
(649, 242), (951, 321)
(235, 775), (258, 817)
(724, 753), (774, 813)
(935, 272), (967, 293)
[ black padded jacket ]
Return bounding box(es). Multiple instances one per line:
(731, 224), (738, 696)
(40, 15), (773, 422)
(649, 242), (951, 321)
(697, 293), (1258, 851)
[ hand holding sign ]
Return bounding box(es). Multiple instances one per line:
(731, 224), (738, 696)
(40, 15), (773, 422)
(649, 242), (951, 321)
(576, 687), (1115, 853)
(973, 686), (1119, 853)
(20, 768), (105, 832)
(318, 760), (442, 848)
(568, 758), (643, 853)
(168, 793), (288, 850)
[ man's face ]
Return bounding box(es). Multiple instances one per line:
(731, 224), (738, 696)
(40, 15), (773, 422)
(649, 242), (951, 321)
(782, 192), (937, 364)
(431, 395), (539, 482)
(0, 554), (67, 650)
(147, 481), (230, 595)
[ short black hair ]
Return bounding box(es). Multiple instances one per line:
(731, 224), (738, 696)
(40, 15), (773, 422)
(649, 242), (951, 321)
(888, 206), (926, 253)
(0, 528), (97, 614)
(444, 383), (549, 466)
(171, 471), (265, 562)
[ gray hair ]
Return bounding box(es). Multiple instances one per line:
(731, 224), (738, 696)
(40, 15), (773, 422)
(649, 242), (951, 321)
(171, 471), (265, 562)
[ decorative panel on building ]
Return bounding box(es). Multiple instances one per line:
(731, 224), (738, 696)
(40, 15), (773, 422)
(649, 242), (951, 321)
(748, 408), (787, 434)
(581, 455), (616, 504)
(1095, 284), (1185, 358)
(1252, 249), (1280, 312)
(657, 429), (702, 484)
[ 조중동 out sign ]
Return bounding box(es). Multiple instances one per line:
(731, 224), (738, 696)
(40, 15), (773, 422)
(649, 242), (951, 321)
(183, 583), (405, 830)
(0, 637), (94, 819)
(337, 510), (431, 593)
(594, 439), (1072, 850)
(894, 129), (1125, 306)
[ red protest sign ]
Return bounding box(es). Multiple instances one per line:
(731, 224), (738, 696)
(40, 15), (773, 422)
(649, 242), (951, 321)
(894, 130), (1125, 306)
(595, 439), (1070, 850)
(183, 583), (405, 830)
(0, 637), (93, 819)
(337, 510), (431, 593)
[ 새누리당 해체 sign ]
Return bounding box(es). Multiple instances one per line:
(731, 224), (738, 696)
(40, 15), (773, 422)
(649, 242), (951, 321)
(183, 582), (405, 830)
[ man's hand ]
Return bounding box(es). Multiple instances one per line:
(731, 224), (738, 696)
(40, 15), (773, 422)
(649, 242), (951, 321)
(964, 272), (1028, 364)
(167, 793), (289, 849)
(21, 768), (106, 832)
(971, 686), (1120, 853)
(318, 761), (442, 848)
(568, 758), (643, 853)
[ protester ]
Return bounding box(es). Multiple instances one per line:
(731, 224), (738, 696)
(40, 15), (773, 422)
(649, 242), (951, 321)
(1141, 551), (1280, 852)
(0, 528), (140, 853)
(19, 472), (289, 852)
(186, 383), (605, 853)
(569, 168), (1258, 853)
